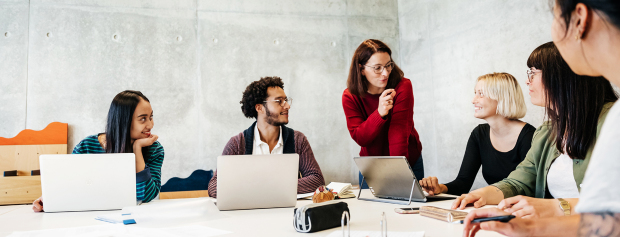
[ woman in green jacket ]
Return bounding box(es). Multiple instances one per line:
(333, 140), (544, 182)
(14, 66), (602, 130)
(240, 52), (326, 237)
(451, 42), (618, 219)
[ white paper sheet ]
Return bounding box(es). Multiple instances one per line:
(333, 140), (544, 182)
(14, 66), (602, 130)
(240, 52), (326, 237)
(8, 225), (231, 237)
(122, 198), (227, 227)
(326, 230), (424, 237)
(297, 192), (314, 199)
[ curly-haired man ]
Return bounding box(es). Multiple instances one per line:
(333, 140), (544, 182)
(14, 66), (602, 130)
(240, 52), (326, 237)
(208, 77), (325, 197)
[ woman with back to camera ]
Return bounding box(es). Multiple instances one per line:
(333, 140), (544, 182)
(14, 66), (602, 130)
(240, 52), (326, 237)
(419, 73), (535, 196)
(32, 90), (164, 212)
(451, 42), (617, 218)
(342, 39), (424, 181)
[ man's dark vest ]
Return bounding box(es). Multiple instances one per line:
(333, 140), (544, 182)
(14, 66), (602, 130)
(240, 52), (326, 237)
(243, 121), (295, 154)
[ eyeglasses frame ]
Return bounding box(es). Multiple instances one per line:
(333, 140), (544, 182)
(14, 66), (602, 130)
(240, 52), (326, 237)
(364, 61), (395, 74)
(526, 67), (542, 84)
(263, 97), (293, 107)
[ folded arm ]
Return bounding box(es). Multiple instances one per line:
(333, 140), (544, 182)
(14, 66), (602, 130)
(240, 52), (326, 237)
(137, 144), (164, 203)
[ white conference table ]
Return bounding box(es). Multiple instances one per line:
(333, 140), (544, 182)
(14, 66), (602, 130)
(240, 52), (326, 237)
(0, 190), (504, 237)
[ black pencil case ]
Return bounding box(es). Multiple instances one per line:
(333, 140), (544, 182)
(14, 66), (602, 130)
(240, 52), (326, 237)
(293, 201), (350, 233)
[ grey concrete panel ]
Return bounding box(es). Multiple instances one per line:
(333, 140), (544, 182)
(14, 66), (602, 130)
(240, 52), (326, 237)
(12, 0), (401, 186)
(347, 16), (400, 65)
(397, 1), (434, 177)
(30, 0), (195, 10)
(0, 0), (28, 3)
(4, 0), (553, 192)
(198, 11), (356, 183)
(347, 0), (398, 19)
(398, 0), (551, 191)
(0, 2), (28, 138)
(197, 0), (346, 16)
(25, 5), (199, 183)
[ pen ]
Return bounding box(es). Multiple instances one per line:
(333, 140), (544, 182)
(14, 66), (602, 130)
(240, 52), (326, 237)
(457, 215), (516, 224)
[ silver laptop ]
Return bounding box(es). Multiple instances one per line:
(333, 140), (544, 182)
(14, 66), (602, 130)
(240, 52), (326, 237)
(39, 154), (137, 212)
(354, 156), (456, 204)
(216, 154), (299, 211)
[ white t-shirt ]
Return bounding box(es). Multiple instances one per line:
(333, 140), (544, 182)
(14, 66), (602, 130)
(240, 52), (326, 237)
(252, 125), (284, 155)
(576, 102), (620, 213)
(547, 153), (580, 198)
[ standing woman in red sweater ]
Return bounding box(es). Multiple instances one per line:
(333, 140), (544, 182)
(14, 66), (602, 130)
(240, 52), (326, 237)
(342, 39), (423, 184)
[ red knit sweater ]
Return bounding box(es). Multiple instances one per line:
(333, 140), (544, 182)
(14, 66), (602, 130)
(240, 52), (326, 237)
(342, 78), (422, 166)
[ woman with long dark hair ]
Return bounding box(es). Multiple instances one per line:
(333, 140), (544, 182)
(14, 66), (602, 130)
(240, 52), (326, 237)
(342, 39), (424, 181)
(33, 90), (164, 212)
(463, 0), (620, 235)
(452, 42), (617, 216)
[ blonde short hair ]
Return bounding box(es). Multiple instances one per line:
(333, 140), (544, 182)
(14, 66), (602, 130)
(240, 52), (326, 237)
(476, 73), (527, 120)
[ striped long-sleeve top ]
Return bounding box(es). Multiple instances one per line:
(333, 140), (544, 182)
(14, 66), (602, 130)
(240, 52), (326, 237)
(208, 125), (325, 198)
(72, 134), (164, 203)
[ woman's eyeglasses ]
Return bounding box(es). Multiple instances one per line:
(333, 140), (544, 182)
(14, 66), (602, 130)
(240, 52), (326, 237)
(364, 62), (394, 74)
(526, 67), (542, 83)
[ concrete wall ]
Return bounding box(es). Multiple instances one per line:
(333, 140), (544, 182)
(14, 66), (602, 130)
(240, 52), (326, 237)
(398, 0), (552, 191)
(0, 0), (400, 186)
(1, 0), (29, 140)
(2, 0), (559, 193)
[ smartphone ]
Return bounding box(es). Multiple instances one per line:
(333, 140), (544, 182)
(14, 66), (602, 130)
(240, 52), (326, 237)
(394, 207), (420, 214)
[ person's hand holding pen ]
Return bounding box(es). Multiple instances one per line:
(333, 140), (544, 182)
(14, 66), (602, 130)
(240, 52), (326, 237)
(462, 208), (533, 237)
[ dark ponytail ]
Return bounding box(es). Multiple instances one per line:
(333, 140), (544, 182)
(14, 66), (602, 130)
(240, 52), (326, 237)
(556, 0), (620, 31)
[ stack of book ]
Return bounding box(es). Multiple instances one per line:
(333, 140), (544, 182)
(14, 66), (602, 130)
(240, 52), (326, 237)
(420, 206), (468, 223)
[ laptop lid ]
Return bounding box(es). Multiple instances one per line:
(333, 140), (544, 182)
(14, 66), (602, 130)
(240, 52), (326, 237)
(354, 156), (428, 202)
(216, 154), (299, 211)
(40, 154), (137, 212)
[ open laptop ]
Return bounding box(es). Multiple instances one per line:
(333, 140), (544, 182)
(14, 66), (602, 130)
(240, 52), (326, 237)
(354, 156), (456, 204)
(215, 154), (299, 211)
(39, 154), (137, 212)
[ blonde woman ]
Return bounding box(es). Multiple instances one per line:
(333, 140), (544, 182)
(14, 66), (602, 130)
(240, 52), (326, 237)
(419, 73), (534, 196)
